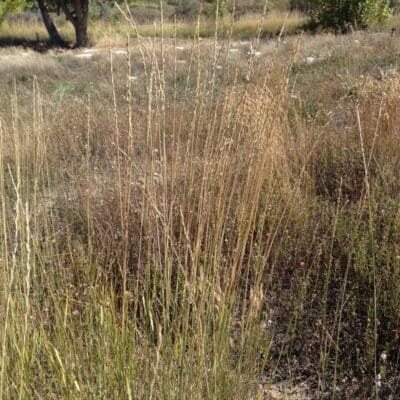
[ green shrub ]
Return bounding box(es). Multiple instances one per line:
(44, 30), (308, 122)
(309, 0), (393, 30)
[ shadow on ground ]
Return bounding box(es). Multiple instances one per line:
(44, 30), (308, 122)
(0, 36), (70, 52)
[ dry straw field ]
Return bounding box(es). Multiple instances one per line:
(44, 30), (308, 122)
(0, 11), (400, 400)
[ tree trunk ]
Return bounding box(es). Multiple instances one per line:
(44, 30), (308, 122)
(73, 8), (89, 47)
(72, 0), (89, 48)
(58, 0), (90, 48)
(37, 0), (67, 47)
(74, 22), (89, 48)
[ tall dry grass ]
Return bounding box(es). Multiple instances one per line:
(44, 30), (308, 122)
(0, 15), (400, 400)
(0, 26), (295, 399)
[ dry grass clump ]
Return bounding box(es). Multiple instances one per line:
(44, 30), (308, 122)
(0, 35), (295, 399)
(0, 19), (75, 44)
(0, 49), (61, 79)
(0, 20), (50, 41)
(0, 23), (400, 400)
(231, 10), (306, 38)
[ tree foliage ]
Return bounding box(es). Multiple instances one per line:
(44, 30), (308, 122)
(0, 0), (31, 22)
(309, 0), (393, 30)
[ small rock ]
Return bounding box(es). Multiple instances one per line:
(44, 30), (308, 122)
(113, 50), (128, 55)
(306, 56), (316, 64)
(75, 53), (93, 59)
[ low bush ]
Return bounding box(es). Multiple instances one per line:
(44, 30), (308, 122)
(308, 0), (393, 31)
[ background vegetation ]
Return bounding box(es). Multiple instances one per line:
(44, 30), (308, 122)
(308, 0), (393, 31)
(0, 0), (399, 49)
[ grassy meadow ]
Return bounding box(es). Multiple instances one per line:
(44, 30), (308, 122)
(0, 10), (306, 47)
(0, 12), (400, 400)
